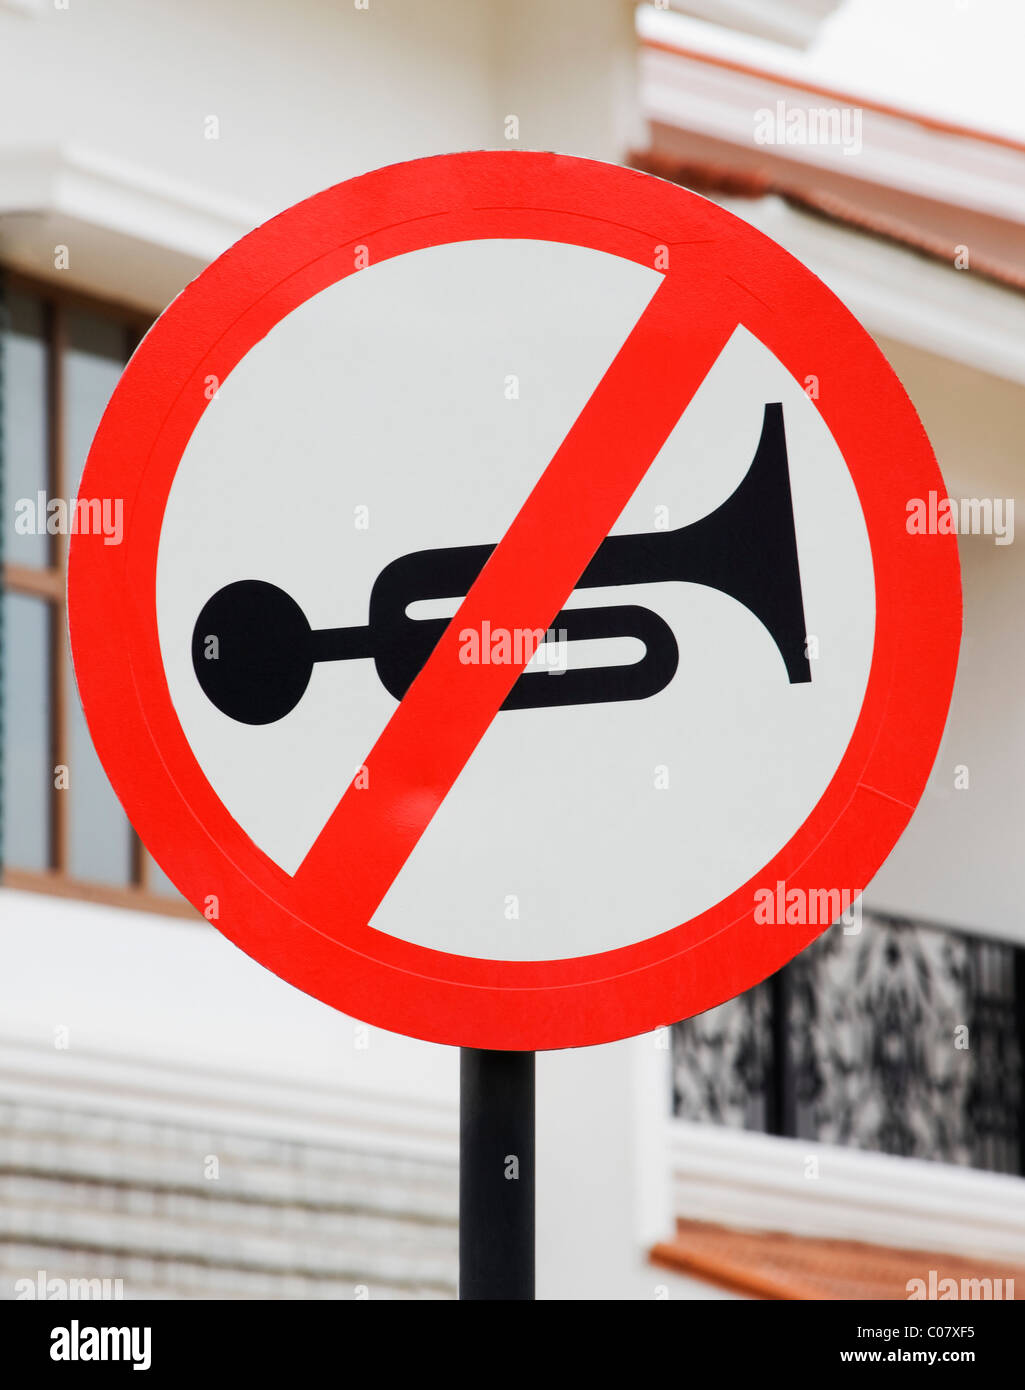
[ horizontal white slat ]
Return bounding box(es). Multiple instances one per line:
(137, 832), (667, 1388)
(670, 1119), (1025, 1262)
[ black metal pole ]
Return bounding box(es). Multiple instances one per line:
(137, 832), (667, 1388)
(768, 965), (796, 1138)
(459, 1048), (535, 1300)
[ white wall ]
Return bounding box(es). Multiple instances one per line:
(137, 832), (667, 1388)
(865, 340), (1025, 945)
(0, 0), (495, 212)
(492, 0), (644, 161)
(0, 0), (642, 311)
(0, 889), (456, 1103)
(536, 1035), (736, 1299)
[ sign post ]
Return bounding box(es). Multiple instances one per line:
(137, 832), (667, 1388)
(68, 151), (961, 1297)
(459, 1050), (535, 1301)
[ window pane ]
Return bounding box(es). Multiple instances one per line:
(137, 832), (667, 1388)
(1, 592), (51, 870)
(65, 634), (133, 885)
(65, 311), (126, 501)
(146, 850), (184, 902)
(2, 291), (49, 567)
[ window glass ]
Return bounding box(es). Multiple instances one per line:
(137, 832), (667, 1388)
(146, 851), (184, 901)
(63, 313), (133, 883)
(1, 592), (51, 870)
(2, 292), (49, 567)
(65, 637), (133, 885)
(65, 311), (125, 500)
(1, 290), (174, 907)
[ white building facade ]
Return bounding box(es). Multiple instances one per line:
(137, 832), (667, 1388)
(2, 0), (1024, 1299)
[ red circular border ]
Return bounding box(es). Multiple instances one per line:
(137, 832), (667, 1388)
(68, 152), (961, 1050)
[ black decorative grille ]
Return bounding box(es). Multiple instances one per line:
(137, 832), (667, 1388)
(671, 912), (1025, 1176)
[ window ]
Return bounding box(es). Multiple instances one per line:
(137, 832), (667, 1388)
(672, 911), (1025, 1177)
(1, 271), (193, 917)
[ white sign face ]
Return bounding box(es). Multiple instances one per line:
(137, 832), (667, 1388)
(156, 236), (874, 962)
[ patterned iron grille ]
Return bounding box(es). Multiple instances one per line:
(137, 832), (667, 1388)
(672, 912), (1025, 1176)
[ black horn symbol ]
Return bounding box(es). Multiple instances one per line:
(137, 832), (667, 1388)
(192, 402), (810, 725)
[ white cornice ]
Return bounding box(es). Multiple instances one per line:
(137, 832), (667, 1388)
(653, 1), (843, 50)
(0, 144), (269, 311)
(0, 144), (266, 261)
(670, 1120), (1025, 1263)
(634, 21), (1025, 386)
(0, 1031), (457, 1165)
(640, 45), (1025, 225)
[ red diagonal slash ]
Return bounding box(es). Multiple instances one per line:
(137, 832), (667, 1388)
(294, 266), (738, 928)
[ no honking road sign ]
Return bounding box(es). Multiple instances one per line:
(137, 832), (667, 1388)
(68, 152), (961, 1049)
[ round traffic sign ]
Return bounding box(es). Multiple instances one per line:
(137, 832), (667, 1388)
(68, 152), (961, 1049)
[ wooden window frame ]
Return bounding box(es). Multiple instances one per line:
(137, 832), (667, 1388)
(2, 268), (195, 919)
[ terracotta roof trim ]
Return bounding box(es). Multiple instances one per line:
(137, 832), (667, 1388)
(630, 150), (1025, 297)
(653, 1218), (1024, 1301)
